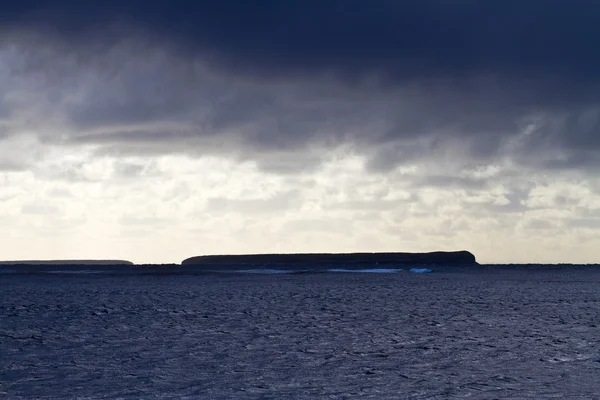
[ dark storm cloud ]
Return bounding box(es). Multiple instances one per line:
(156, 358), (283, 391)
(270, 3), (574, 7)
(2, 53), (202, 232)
(4, 0), (600, 81)
(2, 0), (600, 174)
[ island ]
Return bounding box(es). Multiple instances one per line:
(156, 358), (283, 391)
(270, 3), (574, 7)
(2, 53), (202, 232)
(181, 251), (477, 268)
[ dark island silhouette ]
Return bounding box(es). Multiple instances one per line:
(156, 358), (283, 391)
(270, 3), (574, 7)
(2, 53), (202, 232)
(0, 252), (478, 275)
(181, 251), (477, 268)
(0, 260), (134, 266)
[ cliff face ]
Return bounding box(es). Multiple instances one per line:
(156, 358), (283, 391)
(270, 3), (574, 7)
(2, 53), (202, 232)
(181, 251), (477, 266)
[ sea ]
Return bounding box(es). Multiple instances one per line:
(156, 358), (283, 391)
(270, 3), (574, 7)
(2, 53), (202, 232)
(1, 263), (600, 399)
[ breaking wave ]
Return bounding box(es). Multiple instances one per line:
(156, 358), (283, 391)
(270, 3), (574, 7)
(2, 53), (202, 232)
(328, 268), (403, 273)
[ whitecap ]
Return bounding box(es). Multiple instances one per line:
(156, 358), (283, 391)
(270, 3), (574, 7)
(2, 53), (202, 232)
(409, 268), (433, 274)
(328, 268), (403, 273)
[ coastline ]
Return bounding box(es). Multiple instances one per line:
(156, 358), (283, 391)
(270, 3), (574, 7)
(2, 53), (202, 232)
(181, 250), (477, 267)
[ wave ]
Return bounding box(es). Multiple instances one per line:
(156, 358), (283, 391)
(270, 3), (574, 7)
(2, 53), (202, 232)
(46, 270), (109, 275)
(409, 268), (433, 274)
(0, 264), (437, 276)
(208, 267), (427, 274)
(219, 269), (302, 274)
(328, 268), (404, 273)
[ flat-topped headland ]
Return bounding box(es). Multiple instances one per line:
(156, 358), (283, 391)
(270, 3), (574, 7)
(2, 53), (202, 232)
(181, 251), (477, 268)
(0, 260), (134, 266)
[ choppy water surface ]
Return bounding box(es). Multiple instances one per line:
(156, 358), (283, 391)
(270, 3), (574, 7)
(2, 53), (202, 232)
(2, 267), (600, 399)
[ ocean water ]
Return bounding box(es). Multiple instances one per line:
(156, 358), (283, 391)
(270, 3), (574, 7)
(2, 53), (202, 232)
(1, 264), (600, 399)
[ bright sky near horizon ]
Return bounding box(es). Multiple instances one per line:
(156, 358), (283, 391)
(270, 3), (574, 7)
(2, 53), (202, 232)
(1, 1), (599, 264)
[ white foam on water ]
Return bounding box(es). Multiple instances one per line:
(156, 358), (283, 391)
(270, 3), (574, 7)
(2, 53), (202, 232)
(234, 269), (299, 274)
(328, 268), (403, 273)
(409, 268), (433, 274)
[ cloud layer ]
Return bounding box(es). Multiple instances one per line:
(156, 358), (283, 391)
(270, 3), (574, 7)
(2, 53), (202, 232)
(2, 0), (600, 169)
(5, 0), (600, 78)
(1, 1), (599, 263)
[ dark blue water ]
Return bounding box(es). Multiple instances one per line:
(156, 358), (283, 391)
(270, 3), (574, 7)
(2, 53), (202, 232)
(2, 265), (600, 399)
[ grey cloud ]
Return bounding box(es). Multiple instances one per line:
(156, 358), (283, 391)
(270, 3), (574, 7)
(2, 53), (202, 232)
(32, 161), (99, 183)
(326, 199), (411, 212)
(0, 161), (29, 172)
(475, 201), (531, 215)
(422, 218), (471, 238)
(4, 0), (600, 83)
(524, 219), (557, 230)
(205, 191), (300, 214)
(417, 175), (489, 190)
(240, 152), (325, 175)
(568, 219), (600, 230)
(0, 1), (599, 178)
(0, 125), (11, 139)
(457, 182), (536, 216)
(112, 162), (145, 178)
(282, 218), (351, 234)
(111, 160), (162, 180)
(64, 70), (599, 174)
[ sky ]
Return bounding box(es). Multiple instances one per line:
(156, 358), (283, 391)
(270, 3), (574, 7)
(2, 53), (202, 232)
(1, 0), (599, 264)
